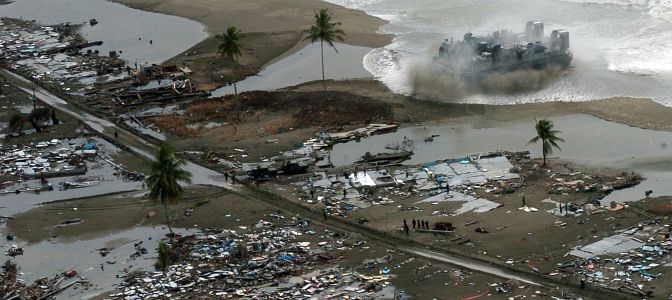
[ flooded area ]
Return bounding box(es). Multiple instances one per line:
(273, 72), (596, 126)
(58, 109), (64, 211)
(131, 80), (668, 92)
(0, 137), (142, 216)
(330, 114), (672, 168)
(330, 113), (672, 205)
(600, 170), (672, 206)
(1, 0), (206, 64)
(210, 42), (373, 97)
(0, 226), (188, 300)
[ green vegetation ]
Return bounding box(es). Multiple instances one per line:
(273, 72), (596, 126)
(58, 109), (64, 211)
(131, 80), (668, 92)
(528, 119), (565, 167)
(145, 144), (193, 235)
(216, 26), (243, 95)
(304, 8), (345, 91)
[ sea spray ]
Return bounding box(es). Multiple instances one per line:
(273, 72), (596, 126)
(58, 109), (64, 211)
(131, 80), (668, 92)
(407, 62), (567, 101)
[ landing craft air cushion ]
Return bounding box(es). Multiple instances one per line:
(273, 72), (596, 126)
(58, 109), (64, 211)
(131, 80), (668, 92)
(435, 21), (572, 78)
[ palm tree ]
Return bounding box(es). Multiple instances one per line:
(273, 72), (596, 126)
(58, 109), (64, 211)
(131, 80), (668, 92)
(527, 119), (565, 167)
(216, 26), (243, 95)
(146, 144), (193, 235)
(304, 8), (345, 91)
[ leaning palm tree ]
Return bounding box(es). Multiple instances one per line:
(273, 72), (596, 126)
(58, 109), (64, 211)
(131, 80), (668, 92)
(216, 26), (243, 95)
(527, 119), (565, 167)
(304, 8), (345, 91)
(145, 144), (193, 235)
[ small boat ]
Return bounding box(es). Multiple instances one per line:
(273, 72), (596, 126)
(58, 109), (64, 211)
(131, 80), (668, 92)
(6, 245), (24, 257)
(60, 180), (101, 190)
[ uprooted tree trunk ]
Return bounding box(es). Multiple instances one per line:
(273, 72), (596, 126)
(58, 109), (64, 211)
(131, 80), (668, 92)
(50, 109), (59, 125)
(163, 200), (173, 236)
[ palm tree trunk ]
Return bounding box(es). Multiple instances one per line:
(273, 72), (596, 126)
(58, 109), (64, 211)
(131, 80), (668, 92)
(320, 39), (326, 92)
(233, 65), (238, 95)
(233, 65), (239, 118)
(163, 200), (174, 236)
(542, 143), (547, 167)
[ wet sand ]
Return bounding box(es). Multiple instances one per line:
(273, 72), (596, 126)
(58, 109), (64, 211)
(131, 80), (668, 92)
(110, 0), (391, 48)
(109, 0), (392, 87)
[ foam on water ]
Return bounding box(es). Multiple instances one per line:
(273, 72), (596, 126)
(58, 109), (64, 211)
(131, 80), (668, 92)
(326, 0), (672, 105)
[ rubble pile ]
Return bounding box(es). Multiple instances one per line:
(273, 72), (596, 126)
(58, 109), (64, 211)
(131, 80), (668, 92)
(0, 138), (144, 195)
(562, 220), (672, 297)
(526, 164), (643, 196)
(1, 260), (88, 299)
(111, 218), (400, 299)
(0, 138), (87, 181)
(1, 18), (205, 121)
(202, 123), (399, 176)
(98, 75), (207, 110)
(0, 18), (126, 89)
(292, 152), (522, 217)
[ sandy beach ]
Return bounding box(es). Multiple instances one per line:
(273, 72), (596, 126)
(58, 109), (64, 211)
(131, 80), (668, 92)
(109, 0), (391, 87)
(111, 0), (391, 48)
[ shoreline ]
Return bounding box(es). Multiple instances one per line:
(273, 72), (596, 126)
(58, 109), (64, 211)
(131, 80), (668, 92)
(109, 0), (392, 48)
(107, 0), (392, 88)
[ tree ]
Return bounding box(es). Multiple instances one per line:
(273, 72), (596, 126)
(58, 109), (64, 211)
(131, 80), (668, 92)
(145, 144), (193, 235)
(527, 119), (565, 167)
(304, 8), (345, 91)
(216, 26), (243, 96)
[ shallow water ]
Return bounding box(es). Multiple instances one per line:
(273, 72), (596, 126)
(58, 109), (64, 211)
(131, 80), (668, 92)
(210, 42), (373, 97)
(326, 0), (672, 105)
(600, 170), (672, 205)
(0, 137), (142, 216)
(1, 0), (206, 64)
(0, 226), (191, 299)
(330, 114), (672, 168)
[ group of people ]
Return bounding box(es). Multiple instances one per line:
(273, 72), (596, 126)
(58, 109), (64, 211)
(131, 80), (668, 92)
(402, 219), (432, 236)
(411, 219), (430, 230)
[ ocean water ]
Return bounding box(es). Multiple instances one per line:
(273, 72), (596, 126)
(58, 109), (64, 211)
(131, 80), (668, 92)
(326, 0), (672, 105)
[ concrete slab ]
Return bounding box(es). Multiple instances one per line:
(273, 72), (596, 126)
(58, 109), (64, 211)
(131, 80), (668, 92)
(569, 234), (644, 258)
(416, 191), (502, 216)
(475, 156), (521, 181)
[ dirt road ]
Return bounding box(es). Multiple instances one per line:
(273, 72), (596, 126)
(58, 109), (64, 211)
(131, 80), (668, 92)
(3, 68), (627, 299)
(1, 69), (235, 190)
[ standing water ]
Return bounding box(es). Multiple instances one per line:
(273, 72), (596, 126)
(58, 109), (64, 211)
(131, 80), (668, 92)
(330, 114), (672, 167)
(1, 0), (207, 64)
(210, 42), (373, 97)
